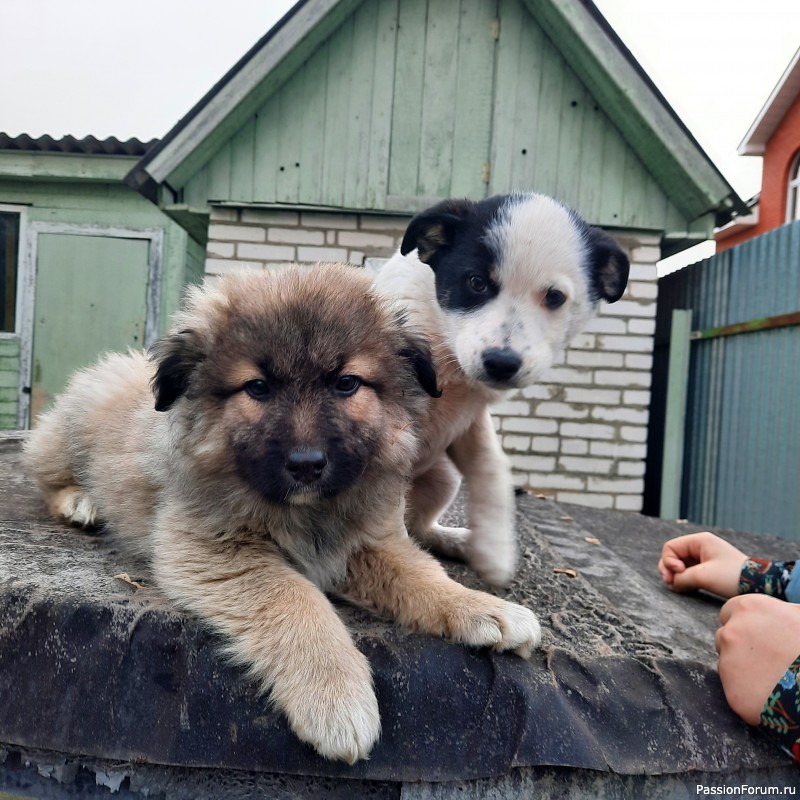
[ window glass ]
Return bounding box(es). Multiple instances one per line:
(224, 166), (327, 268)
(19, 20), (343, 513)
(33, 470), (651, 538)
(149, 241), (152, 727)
(0, 212), (20, 333)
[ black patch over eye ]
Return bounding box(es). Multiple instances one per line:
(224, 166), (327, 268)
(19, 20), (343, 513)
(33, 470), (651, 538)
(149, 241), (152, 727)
(468, 274), (489, 294)
(334, 375), (361, 396)
(544, 288), (567, 310)
(244, 379), (270, 401)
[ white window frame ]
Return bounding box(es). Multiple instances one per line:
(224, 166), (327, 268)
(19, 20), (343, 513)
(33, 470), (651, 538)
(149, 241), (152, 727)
(786, 150), (800, 223)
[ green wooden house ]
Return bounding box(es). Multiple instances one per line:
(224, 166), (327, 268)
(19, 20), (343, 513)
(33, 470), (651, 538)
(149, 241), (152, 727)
(0, 134), (203, 428)
(123, 0), (745, 511)
(7, 0), (746, 511)
(128, 0), (744, 252)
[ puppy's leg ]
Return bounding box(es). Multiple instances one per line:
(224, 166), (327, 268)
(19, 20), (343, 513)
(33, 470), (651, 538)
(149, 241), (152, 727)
(343, 534), (540, 656)
(448, 409), (516, 587)
(151, 519), (380, 764)
(407, 455), (471, 560)
(24, 409), (100, 529)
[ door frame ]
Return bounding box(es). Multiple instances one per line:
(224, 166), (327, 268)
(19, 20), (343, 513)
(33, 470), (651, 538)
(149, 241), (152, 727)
(18, 222), (164, 428)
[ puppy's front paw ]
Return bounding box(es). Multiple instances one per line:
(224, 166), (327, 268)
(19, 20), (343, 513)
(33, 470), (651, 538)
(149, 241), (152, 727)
(283, 649), (381, 764)
(49, 486), (101, 529)
(497, 600), (542, 658)
(446, 592), (541, 658)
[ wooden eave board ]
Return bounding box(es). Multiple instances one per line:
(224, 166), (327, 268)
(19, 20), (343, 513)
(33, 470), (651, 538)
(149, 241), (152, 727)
(142, 0), (364, 191)
(525, 0), (741, 220)
(0, 152), (136, 183)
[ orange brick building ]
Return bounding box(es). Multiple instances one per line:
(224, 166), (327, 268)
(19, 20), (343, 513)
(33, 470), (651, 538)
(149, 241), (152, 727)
(716, 46), (800, 251)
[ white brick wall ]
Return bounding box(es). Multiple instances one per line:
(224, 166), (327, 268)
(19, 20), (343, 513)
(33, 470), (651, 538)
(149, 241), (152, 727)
(204, 208), (657, 513)
(489, 232), (657, 512)
(206, 207), (405, 275)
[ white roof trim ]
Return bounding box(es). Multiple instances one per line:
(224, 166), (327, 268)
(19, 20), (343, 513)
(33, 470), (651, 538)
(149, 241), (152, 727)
(738, 46), (800, 156)
(144, 0), (342, 185)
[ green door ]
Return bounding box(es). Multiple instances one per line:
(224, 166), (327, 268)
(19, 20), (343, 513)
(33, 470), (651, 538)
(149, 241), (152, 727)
(30, 233), (151, 421)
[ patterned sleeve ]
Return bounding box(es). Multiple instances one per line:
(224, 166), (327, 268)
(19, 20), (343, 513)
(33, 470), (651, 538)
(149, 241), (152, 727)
(759, 655), (800, 763)
(739, 558), (798, 601)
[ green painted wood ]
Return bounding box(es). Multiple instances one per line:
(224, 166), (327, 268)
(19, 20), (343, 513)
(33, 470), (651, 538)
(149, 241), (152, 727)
(530, 35), (562, 197)
(254, 92), (280, 205)
(489, 0), (525, 194)
(660, 309), (692, 520)
(598, 121), (627, 227)
(298, 44), (330, 207)
(365, 0), (399, 208)
(322, 16), (355, 207)
(0, 152), (137, 182)
(388, 0), (427, 198)
(417, 0), (459, 198)
(622, 149), (648, 228)
(0, 338), (19, 358)
(276, 68), (304, 205)
(172, 0), (698, 236)
(207, 140), (231, 202)
(450, 0), (495, 198)
(575, 100), (605, 224)
(0, 336), (19, 430)
(156, 0), (366, 191)
(183, 165), (209, 209)
(344, 0), (379, 208)
(554, 65), (588, 205)
(31, 234), (150, 420)
(523, 0), (732, 222)
(229, 118), (256, 203)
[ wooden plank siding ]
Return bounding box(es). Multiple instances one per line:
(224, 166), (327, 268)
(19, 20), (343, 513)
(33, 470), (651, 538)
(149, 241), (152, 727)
(0, 336), (19, 430)
(183, 0), (687, 232)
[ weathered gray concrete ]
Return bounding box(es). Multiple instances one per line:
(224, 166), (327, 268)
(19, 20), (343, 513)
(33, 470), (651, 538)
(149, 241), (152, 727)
(0, 432), (796, 797)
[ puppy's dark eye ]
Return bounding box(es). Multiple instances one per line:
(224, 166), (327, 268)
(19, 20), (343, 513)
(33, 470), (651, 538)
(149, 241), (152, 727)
(334, 375), (361, 396)
(544, 288), (567, 310)
(468, 274), (489, 294)
(244, 379), (269, 401)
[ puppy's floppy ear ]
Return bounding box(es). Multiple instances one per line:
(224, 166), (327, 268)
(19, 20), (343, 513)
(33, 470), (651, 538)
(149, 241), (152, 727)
(149, 328), (205, 412)
(400, 199), (475, 268)
(399, 334), (441, 398)
(586, 227), (630, 303)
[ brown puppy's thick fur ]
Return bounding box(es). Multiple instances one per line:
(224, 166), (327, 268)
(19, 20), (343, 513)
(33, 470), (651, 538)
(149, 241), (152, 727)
(24, 264), (541, 764)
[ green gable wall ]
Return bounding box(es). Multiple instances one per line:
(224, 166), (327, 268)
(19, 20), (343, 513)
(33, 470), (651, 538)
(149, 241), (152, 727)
(182, 0), (688, 234)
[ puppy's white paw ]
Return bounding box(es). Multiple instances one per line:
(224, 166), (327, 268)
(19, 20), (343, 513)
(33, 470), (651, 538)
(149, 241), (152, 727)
(496, 601), (542, 658)
(51, 486), (101, 529)
(284, 652), (381, 764)
(446, 592), (541, 658)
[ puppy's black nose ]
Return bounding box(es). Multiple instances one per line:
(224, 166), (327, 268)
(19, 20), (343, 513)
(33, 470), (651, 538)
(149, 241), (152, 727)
(482, 348), (522, 382)
(286, 450), (328, 483)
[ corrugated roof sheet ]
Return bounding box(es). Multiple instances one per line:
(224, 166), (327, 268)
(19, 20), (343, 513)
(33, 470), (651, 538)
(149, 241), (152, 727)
(0, 133), (158, 157)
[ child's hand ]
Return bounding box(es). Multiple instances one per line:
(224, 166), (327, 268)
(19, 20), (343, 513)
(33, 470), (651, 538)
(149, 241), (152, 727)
(658, 531), (746, 599)
(716, 594), (800, 725)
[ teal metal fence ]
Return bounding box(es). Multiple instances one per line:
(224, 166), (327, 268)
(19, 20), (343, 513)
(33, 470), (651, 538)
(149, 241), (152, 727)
(648, 220), (800, 540)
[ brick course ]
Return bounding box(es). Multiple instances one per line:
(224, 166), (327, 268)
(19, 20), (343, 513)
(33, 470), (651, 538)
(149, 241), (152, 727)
(205, 208), (657, 512)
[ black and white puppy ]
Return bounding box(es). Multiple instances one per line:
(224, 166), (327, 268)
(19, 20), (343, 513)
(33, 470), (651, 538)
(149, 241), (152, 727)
(371, 192), (629, 586)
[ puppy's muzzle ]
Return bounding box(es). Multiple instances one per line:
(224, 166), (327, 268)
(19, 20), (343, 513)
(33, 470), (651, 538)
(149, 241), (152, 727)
(482, 347), (522, 383)
(285, 449), (328, 484)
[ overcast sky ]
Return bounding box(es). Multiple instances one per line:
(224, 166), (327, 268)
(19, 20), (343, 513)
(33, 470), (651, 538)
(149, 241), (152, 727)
(2, 1), (799, 214)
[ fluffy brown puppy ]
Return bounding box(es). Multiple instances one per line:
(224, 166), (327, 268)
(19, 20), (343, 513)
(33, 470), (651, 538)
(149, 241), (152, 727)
(24, 264), (541, 764)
